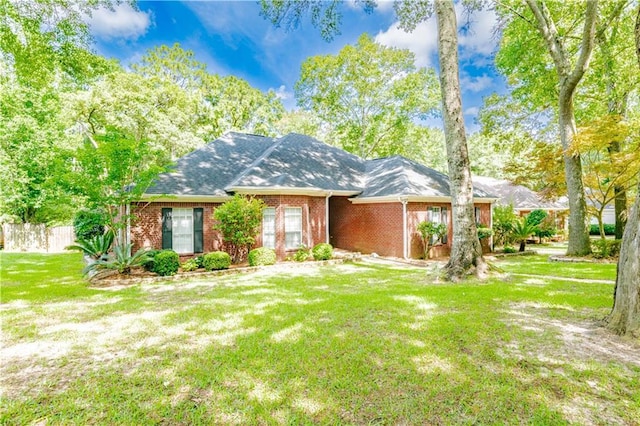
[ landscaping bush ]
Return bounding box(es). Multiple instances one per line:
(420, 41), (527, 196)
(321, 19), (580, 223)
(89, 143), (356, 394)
(203, 251), (231, 271)
(477, 225), (493, 240)
(84, 244), (152, 275)
(503, 245), (517, 254)
(213, 195), (266, 263)
(590, 224), (615, 236)
(73, 209), (107, 241)
(152, 250), (180, 276)
(142, 249), (161, 272)
(194, 254), (205, 269)
(293, 245), (310, 262)
(248, 247), (277, 266)
(65, 229), (114, 260)
(492, 204), (518, 246)
(312, 243), (333, 261)
(591, 239), (622, 259)
(181, 258), (199, 272)
(525, 209), (547, 227)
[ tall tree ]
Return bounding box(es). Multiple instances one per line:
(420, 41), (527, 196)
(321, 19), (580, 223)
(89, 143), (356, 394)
(605, 4), (640, 337)
(295, 34), (440, 159)
(261, 0), (488, 280)
(524, 0), (599, 256)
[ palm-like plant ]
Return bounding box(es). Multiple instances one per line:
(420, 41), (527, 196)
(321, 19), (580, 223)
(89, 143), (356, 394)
(510, 218), (538, 252)
(83, 244), (152, 275)
(66, 230), (115, 260)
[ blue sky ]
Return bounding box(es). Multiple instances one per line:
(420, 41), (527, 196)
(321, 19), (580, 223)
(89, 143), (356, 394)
(85, 1), (506, 133)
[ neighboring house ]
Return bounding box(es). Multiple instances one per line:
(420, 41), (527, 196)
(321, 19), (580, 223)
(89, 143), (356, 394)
(473, 175), (568, 232)
(130, 132), (497, 260)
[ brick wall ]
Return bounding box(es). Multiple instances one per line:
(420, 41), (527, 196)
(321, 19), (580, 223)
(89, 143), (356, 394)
(407, 202), (452, 259)
(130, 195), (327, 260)
(329, 196), (404, 257)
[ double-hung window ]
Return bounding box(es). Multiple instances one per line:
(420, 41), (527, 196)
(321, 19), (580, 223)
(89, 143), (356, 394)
(161, 207), (204, 254)
(428, 206), (449, 244)
(284, 207), (302, 250)
(262, 207), (276, 249)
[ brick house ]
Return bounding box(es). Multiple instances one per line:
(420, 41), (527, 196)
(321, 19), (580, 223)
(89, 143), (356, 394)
(130, 132), (496, 260)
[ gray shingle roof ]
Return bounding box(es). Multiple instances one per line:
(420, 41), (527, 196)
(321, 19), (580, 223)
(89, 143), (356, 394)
(145, 132), (496, 201)
(360, 156), (494, 199)
(473, 176), (568, 210)
(145, 132), (275, 196)
(227, 133), (365, 192)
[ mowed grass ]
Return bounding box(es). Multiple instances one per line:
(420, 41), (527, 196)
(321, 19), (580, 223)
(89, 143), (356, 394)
(1, 253), (638, 425)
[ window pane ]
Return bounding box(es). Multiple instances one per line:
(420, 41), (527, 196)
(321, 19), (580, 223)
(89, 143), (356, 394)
(263, 208), (276, 249)
(441, 207), (449, 244)
(172, 208), (193, 254)
(284, 207), (302, 250)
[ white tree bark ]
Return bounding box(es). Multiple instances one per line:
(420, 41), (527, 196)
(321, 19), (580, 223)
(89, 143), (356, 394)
(436, 0), (487, 281)
(525, 0), (598, 255)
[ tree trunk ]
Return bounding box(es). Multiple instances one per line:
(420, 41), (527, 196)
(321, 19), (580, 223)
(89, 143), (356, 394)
(435, 0), (487, 281)
(614, 184), (627, 240)
(606, 4), (640, 336)
(526, 0), (598, 256)
(519, 241), (526, 252)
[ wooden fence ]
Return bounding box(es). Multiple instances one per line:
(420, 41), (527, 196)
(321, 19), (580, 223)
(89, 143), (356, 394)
(2, 223), (76, 253)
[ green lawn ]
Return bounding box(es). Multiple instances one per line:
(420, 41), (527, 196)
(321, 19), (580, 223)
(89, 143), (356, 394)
(1, 253), (638, 425)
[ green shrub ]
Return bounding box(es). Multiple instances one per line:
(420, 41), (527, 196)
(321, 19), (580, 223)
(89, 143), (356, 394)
(248, 247), (277, 266)
(591, 239), (622, 259)
(84, 244), (152, 275)
(503, 245), (517, 254)
(73, 209), (107, 241)
(477, 225), (493, 240)
(203, 251), (231, 271)
(293, 245), (310, 262)
(181, 258), (199, 272)
(194, 255), (205, 269)
(493, 204), (518, 246)
(142, 249), (161, 271)
(65, 230), (114, 260)
(152, 250), (180, 276)
(312, 243), (333, 261)
(213, 195), (266, 263)
(525, 209), (547, 227)
(589, 224), (615, 236)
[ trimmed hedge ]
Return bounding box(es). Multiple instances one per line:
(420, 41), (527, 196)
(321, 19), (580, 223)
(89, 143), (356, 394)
(312, 243), (333, 261)
(203, 251), (231, 271)
(589, 224), (615, 236)
(153, 250), (180, 276)
(248, 247), (277, 266)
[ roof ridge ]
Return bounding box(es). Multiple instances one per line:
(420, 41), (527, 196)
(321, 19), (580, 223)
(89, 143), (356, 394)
(224, 135), (281, 190)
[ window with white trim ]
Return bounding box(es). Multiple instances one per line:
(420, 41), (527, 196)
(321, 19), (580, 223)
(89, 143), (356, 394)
(284, 207), (302, 250)
(172, 208), (193, 254)
(262, 207), (276, 249)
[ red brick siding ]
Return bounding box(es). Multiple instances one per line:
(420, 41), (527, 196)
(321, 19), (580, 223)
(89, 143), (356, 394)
(329, 196), (404, 257)
(407, 202), (452, 259)
(131, 195), (327, 260)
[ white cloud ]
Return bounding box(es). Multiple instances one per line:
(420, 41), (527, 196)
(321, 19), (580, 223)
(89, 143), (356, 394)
(86, 4), (152, 41)
(272, 85), (293, 101)
(457, 6), (499, 57)
(464, 106), (479, 116)
(461, 74), (493, 92)
(375, 19), (439, 68)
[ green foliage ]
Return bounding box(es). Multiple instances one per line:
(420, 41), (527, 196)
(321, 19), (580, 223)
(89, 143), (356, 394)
(73, 209), (107, 241)
(534, 216), (557, 240)
(194, 255), (205, 269)
(417, 221), (446, 258)
(492, 204), (519, 246)
(503, 245), (517, 254)
(526, 209), (548, 227)
(312, 243), (333, 261)
(152, 250), (180, 276)
(293, 246), (311, 262)
(248, 247), (277, 266)
(590, 224), (615, 236)
(203, 251), (231, 271)
(295, 34), (440, 159)
(213, 195), (266, 263)
(65, 230), (114, 260)
(591, 239), (622, 259)
(84, 244), (152, 275)
(477, 225), (493, 240)
(142, 249), (162, 272)
(510, 218), (538, 252)
(181, 258), (199, 272)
